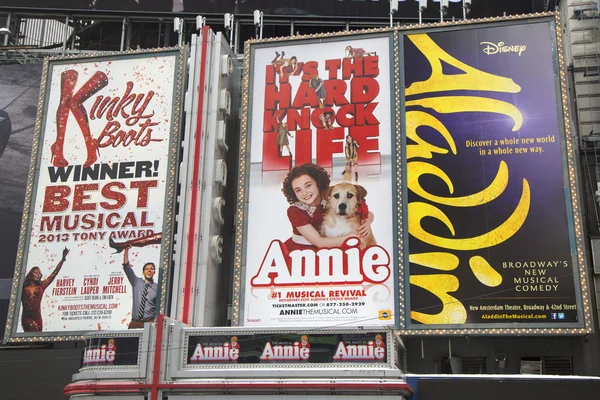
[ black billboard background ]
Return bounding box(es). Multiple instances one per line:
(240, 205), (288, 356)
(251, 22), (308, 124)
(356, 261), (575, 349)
(404, 20), (581, 327)
(0, 63), (42, 340)
(186, 332), (387, 364)
(0, 1), (541, 19)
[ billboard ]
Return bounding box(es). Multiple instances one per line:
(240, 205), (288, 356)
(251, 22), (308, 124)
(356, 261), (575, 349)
(5, 48), (185, 341)
(0, 63), (43, 340)
(234, 32), (398, 328)
(401, 16), (591, 332)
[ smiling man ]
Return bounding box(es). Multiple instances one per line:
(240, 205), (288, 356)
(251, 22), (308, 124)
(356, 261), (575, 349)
(122, 245), (158, 329)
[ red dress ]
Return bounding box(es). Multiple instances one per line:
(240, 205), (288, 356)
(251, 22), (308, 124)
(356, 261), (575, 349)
(283, 202), (325, 252)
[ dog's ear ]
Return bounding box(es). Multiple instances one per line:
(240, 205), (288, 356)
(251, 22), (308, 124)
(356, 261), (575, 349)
(354, 185), (367, 200)
(322, 186), (332, 200)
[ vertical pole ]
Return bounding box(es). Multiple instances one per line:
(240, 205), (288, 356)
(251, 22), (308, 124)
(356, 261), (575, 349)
(234, 18), (240, 55)
(290, 21), (295, 36)
(157, 20), (162, 48)
(3, 13), (11, 46)
(70, 20), (76, 50)
(228, 16), (234, 50)
(164, 22), (171, 47)
(39, 18), (46, 48)
(20, 18), (26, 46)
(120, 16), (126, 51)
(62, 15), (69, 56)
(126, 19), (132, 50)
(259, 14), (263, 40)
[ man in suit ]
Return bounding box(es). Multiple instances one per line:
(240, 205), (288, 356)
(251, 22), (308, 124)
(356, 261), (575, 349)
(122, 245), (158, 329)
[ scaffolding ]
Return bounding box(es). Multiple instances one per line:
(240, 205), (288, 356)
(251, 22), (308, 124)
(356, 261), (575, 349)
(565, 1), (600, 233)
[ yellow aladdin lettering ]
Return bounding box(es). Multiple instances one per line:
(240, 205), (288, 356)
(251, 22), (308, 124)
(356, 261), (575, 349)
(407, 33), (530, 325)
(405, 34), (521, 95)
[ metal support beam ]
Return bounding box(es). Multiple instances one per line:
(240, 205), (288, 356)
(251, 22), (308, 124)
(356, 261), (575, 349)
(3, 13), (11, 46)
(62, 15), (69, 56)
(120, 16), (126, 51)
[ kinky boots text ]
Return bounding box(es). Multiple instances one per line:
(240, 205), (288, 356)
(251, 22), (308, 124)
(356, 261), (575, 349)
(51, 70), (160, 169)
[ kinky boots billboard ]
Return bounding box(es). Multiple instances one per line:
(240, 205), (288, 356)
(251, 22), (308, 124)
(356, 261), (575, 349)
(5, 49), (185, 341)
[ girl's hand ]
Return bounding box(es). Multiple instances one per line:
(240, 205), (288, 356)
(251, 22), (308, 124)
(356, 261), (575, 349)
(357, 219), (372, 240)
(356, 211), (374, 240)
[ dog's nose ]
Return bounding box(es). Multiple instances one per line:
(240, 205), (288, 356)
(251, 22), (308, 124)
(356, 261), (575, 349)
(339, 203), (347, 211)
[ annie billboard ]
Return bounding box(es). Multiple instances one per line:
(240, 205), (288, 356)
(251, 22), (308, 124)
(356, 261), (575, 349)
(234, 32), (398, 329)
(401, 17), (591, 332)
(5, 49), (185, 341)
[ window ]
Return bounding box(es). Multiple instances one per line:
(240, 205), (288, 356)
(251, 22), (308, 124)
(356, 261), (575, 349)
(521, 357), (573, 375)
(439, 356), (488, 374)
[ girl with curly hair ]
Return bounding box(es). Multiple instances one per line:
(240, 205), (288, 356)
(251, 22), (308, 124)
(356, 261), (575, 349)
(281, 163), (373, 251)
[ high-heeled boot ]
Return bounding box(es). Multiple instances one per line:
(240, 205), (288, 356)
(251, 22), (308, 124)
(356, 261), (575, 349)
(68, 71), (108, 168)
(109, 233), (163, 253)
(52, 70), (78, 167)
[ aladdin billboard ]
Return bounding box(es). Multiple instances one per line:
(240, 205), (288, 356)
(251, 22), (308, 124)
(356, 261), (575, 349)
(400, 15), (591, 333)
(5, 48), (185, 341)
(233, 31), (399, 329)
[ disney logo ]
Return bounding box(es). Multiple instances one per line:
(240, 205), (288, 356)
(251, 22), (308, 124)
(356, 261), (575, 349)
(480, 41), (527, 56)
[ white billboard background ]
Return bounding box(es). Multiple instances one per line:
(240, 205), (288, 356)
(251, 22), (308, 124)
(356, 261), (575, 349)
(14, 54), (177, 334)
(243, 35), (396, 328)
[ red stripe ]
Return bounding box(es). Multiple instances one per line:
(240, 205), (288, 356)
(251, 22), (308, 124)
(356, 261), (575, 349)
(182, 26), (210, 323)
(150, 314), (165, 400)
(65, 381), (412, 395)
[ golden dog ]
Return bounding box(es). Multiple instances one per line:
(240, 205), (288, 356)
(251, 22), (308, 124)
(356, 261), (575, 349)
(320, 182), (376, 249)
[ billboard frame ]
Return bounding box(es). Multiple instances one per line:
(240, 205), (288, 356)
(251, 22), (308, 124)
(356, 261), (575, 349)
(232, 27), (402, 330)
(4, 46), (186, 343)
(396, 12), (593, 336)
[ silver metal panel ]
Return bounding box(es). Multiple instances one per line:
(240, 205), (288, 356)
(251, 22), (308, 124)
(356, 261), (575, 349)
(590, 238), (600, 274)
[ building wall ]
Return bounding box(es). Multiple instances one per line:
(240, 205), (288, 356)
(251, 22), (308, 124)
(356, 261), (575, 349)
(411, 377), (600, 400)
(405, 335), (600, 375)
(0, 347), (82, 400)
